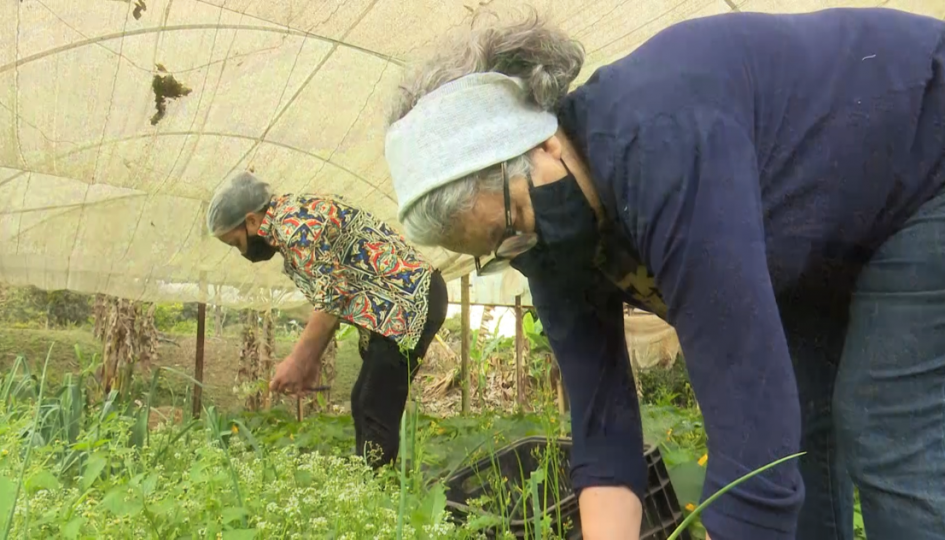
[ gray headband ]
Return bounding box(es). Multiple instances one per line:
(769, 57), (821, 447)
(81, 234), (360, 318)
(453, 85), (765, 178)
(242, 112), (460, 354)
(385, 72), (559, 221)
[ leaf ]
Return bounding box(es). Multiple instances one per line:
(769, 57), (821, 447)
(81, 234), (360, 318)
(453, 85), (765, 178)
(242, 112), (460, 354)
(102, 487), (143, 517)
(660, 445), (696, 468)
(26, 470), (60, 494)
(149, 498), (177, 517)
(413, 484), (447, 526)
(0, 477), (15, 535)
(465, 513), (505, 531)
(221, 507), (248, 525)
(205, 520), (223, 539)
(189, 460), (210, 482)
(130, 407), (148, 449)
(667, 462), (706, 509)
(222, 529), (257, 540)
(527, 467), (546, 485)
(62, 516), (84, 539)
(142, 472), (159, 497)
(80, 454), (106, 491)
(230, 420), (264, 457)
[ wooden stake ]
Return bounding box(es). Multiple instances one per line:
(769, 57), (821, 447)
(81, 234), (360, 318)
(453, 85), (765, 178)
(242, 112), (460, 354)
(461, 274), (470, 415)
(261, 309), (275, 410)
(194, 206), (209, 419)
(193, 300), (206, 418)
(557, 372), (567, 416)
(514, 295), (524, 409)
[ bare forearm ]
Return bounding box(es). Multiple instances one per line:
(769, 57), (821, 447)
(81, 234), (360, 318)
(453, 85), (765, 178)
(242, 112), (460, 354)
(578, 486), (642, 540)
(292, 310), (339, 364)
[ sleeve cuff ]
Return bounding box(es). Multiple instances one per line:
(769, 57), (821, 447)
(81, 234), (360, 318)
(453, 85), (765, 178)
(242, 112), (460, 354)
(569, 437), (649, 503)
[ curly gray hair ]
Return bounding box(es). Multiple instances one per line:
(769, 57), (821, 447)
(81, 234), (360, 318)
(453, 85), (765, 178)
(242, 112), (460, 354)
(388, 11), (584, 246)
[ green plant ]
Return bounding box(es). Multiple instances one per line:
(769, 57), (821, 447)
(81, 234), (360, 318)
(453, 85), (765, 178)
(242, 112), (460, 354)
(0, 337), (827, 540)
(152, 303), (184, 332)
(0, 350), (466, 539)
(639, 355), (696, 408)
(469, 316), (508, 405)
(3, 346), (52, 540)
(0, 287), (91, 329)
(667, 452), (805, 540)
(522, 312), (549, 353)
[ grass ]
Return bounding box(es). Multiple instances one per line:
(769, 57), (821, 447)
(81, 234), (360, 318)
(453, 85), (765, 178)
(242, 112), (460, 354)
(0, 327), (363, 413)
(0, 343), (720, 539)
(0, 360), (576, 538)
(0, 330), (864, 539)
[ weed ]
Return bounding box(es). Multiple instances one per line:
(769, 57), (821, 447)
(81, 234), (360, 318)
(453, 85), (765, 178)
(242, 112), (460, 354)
(0, 344), (833, 540)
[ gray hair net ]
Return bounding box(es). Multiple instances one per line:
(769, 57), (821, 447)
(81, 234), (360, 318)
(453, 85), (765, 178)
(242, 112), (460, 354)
(206, 172), (273, 237)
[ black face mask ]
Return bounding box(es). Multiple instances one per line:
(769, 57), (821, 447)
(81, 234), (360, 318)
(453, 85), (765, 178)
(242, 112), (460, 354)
(242, 222), (278, 263)
(510, 165), (599, 279)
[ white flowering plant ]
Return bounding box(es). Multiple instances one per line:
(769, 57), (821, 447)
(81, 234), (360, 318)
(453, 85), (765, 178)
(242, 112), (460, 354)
(0, 350), (581, 540)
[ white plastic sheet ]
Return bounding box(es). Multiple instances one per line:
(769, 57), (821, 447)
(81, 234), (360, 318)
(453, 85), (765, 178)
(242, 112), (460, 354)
(1, 0), (941, 308)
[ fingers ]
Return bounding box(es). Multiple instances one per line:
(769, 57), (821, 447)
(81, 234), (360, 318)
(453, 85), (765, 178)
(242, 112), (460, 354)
(269, 372), (300, 395)
(269, 358), (314, 396)
(269, 371), (290, 394)
(269, 377), (293, 395)
(269, 360), (292, 394)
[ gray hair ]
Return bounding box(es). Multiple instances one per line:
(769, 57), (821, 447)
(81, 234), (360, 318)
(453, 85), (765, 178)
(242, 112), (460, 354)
(403, 154), (532, 245)
(206, 171), (273, 237)
(388, 10), (584, 245)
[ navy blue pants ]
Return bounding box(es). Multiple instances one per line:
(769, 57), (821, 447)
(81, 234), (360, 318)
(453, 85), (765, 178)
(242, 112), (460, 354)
(786, 186), (945, 539)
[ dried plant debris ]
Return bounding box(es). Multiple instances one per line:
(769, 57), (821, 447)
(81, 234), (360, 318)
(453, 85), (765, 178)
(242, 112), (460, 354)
(106, 0), (146, 19)
(150, 71), (192, 125)
(93, 295), (159, 396)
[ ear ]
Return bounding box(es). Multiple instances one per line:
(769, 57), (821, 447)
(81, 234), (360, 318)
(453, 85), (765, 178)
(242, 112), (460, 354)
(537, 133), (564, 160)
(244, 211), (264, 232)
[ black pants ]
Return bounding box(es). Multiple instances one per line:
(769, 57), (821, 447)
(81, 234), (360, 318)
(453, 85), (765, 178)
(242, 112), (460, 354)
(350, 270), (448, 468)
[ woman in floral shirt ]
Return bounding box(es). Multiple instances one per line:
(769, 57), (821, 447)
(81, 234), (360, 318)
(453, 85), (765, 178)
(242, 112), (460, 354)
(207, 171), (447, 467)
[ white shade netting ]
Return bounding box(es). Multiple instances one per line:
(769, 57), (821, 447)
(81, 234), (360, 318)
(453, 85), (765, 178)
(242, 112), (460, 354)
(1, 0), (943, 310)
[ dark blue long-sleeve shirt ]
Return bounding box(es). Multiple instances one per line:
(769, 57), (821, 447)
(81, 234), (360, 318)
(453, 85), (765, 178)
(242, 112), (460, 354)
(536, 8), (945, 539)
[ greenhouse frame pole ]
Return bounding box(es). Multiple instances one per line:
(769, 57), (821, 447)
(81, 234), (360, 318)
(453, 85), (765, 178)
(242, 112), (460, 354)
(515, 295), (524, 408)
(193, 300), (206, 418)
(460, 274), (470, 415)
(193, 204), (209, 419)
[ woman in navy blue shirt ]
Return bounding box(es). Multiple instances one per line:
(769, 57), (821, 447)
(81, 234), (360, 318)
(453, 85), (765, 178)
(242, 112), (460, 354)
(384, 8), (945, 540)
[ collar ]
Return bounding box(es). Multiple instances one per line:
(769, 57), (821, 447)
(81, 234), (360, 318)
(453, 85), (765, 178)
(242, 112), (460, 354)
(558, 136), (607, 230)
(255, 196), (283, 246)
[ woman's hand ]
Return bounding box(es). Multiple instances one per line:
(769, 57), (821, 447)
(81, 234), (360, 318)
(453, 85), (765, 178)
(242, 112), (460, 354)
(578, 486), (643, 540)
(269, 310), (339, 394)
(269, 352), (321, 394)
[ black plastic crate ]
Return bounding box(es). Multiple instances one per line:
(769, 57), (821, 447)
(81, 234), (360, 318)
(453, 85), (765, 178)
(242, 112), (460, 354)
(443, 436), (690, 539)
(639, 443), (690, 540)
(444, 436), (578, 538)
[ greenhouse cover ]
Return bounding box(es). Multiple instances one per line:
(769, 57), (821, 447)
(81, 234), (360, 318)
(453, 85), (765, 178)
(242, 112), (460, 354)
(1, 0), (941, 309)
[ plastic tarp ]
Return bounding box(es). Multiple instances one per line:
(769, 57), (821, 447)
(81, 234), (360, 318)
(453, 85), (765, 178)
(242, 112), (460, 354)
(625, 309), (680, 370)
(445, 269), (532, 307)
(2, 0), (942, 309)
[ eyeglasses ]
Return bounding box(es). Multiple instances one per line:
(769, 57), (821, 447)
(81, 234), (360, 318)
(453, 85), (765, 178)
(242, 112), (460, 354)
(474, 162), (538, 276)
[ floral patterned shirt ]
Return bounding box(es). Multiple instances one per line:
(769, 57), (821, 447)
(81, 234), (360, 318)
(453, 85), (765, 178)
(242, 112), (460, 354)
(257, 194), (435, 350)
